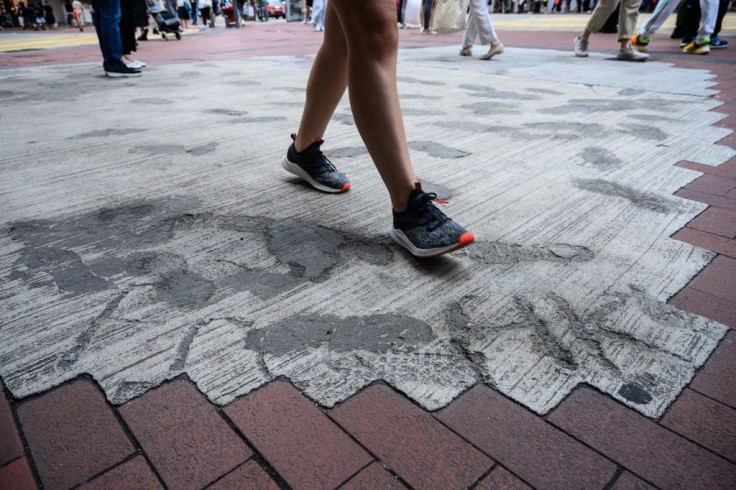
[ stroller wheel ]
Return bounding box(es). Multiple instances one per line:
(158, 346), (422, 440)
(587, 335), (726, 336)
(175, 31), (181, 40)
(161, 32), (167, 40)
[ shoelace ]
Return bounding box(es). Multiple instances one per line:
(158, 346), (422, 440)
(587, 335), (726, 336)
(410, 192), (449, 231)
(302, 148), (338, 175)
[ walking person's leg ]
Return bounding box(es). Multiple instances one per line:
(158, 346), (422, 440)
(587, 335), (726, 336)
(286, 0), (473, 256)
(461, 13), (478, 55)
(467, 0), (503, 59)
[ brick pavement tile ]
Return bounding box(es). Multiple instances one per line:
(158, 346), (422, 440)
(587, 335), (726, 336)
(0, 457), (37, 490)
(688, 207), (736, 238)
(660, 388), (736, 463)
(17, 379), (135, 490)
(685, 175), (736, 196)
(436, 386), (616, 489)
(475, 466), (531, 490)
(119, 379), (250, 489)
(547, 387), (736, 488)
(670, 287), (736, 329)
(690, 331), (736, 408)
(331, 385), (493, 489)
(676, 188), (736, 212)
(79, 456), (162, 490)
(672, 227), (736, 259)
(677, 160), (736, 180)
(224, 381), (371, 490)
(718, 132), (736, 150)
(729, 188), (736, 199)
(341, 462), (406, 489)
(207, 460), (279, 490)
(688, 255), (736, 303)
(610, 471), (656, 490)
(0, 385), (23, 466)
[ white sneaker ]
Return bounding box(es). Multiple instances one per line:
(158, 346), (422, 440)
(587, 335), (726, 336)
(459, 46), (472, 56)
(574, 36), (589, 57)
(480, 43), (503, 60)
(617, 45), (649, 61)
(126, 60), (146, 69)
(420, 27), (438, 35)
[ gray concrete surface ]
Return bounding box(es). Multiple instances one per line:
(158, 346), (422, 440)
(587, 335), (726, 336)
(1, 46), (733, 417)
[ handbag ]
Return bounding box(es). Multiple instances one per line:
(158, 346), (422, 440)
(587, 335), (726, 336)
(431, 0), (470, 34)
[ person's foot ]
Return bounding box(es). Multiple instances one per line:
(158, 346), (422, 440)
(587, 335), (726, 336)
(680, 35), (693, 47)
(617, 45), (649, 61)
(281, 134), (350, 193)
(106, 65), (142, 78)
(480, 42), (503, 60)
(126, 59), (146, 69)
(420, 27), (437, 35)
(683, 39), (710, 55)
(710, 36), (728, 49)
(459, 46), (472, 56)
(631, 34), (650, 53)
(390, 184), (475, 258)
(399, 22), (407, 29)
(574, 36), (589, 57)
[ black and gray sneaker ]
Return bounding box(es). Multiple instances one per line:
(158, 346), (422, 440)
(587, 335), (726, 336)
(390, 184), (475, 258)
(105, 65), (142, 78)
(281, 134), (351, 193)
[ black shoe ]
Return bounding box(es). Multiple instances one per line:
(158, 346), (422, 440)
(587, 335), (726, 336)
(390, 183), (474, 258)
(105, 65), (142, 78)
(680, 36), (693, 47)
(281, 134), (350, 193)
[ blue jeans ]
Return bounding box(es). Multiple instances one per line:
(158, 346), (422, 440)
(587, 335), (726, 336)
(92, 0), (125, 71)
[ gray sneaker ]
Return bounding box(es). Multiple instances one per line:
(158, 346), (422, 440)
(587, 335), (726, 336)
(282, 134), (351, 193)
(574, 36), (589, 57)
(617, 45), (649, 62)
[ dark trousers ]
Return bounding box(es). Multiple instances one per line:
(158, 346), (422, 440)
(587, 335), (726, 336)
(92, 0), (125, 71)
(119, 0), (136, 55)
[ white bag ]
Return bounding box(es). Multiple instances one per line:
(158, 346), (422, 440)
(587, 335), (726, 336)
(431, 0), (469, 34)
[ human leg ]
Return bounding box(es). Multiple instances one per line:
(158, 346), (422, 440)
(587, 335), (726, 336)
(695, 0), (717, 40)
(462, 12), (478, 51)
(468, 0), (499, 46)
(617, 0), (641, 41)
(91, 0), (125, 71)
(637, 0), (678, 38)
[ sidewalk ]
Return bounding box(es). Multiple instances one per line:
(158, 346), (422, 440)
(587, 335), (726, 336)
(1, 19), (735, 489)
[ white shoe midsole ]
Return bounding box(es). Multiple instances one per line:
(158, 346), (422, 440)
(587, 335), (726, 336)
(389, 228), (459, 258)
(281, 156), (343, 193)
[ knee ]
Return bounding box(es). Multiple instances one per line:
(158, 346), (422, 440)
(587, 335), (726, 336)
(358, 9), (399, 59)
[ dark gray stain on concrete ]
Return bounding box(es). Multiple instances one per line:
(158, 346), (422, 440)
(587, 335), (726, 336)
(339, 241), (393, 266)
(618, 382), (653, 405)
(401, 93), (443, 100)
(274, 86), (306, 94)
(433, 120), (491, 133)
(618, 88), (646, 96)
(459, 84), (541, 100)
(527, 87), (563, 95)
(397, 76), (445, 86)
(266, 219), (345, 281)
(245, 313), (435, 357)
(417, 179), (453, 200)
(204, 108), (249, 116)
(156, 270), (216, 309)
(9, 247), (111, 295)
(573, 178), (678, 213)
(409, 141), (469, 159)
(402, 108), (445, 117)
(229, 116), (288, 124)
(187, 142), (218, 156)
(581, 147), (623, 171)
(629, 114), (678, 122)
(541, 98), (687, 115)
(180, 71), (202, 78)
(78, 128), (146, 138)
(332, 113), (355, 126)
(170, 325), (199, 371)
(131, 98), (175, 105)
(461, 101), (520, 115)
(218, 266), (306, 300)
(469, 242), (594, 265)
(619, 124), (668, 141)
(329, 146), (368, 158)
(525, 122), (607, 140)
(135, 144), (186, 155)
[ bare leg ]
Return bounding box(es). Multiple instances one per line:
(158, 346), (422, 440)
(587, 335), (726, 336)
(328, 0), (416, 210)
(295, 3), (348, 152)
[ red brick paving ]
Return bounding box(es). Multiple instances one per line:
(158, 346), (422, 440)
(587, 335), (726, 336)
(207, 460), (280, 490)
(547, 387), (736, 488)
(0, 385), (23, 467)
(689, 330), (736, 408)
(340, 461), (407, 489)
(16, 379), (135, 490)
(78, 456), (162, 490)
(475, 466), (531, 489)
(0, 458), (37, 490)
(119, 379), (250, 489)
(224, 381), (372, 489)
(437, 385), (617, 489)
(331, 384), (493, 489)
(660, 388), (736, 464)
(1, 19), (736, 490)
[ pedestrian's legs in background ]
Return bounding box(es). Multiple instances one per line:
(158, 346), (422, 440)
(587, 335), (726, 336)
(695, 0), (718, 41)
(617, 0), (641, 42)
(422, 0), (433, 31)
(92, 0), (125, 71)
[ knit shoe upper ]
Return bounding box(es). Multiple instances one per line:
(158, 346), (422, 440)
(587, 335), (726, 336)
(282, 134), (350, 193)
(390, 184), (474, 258)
